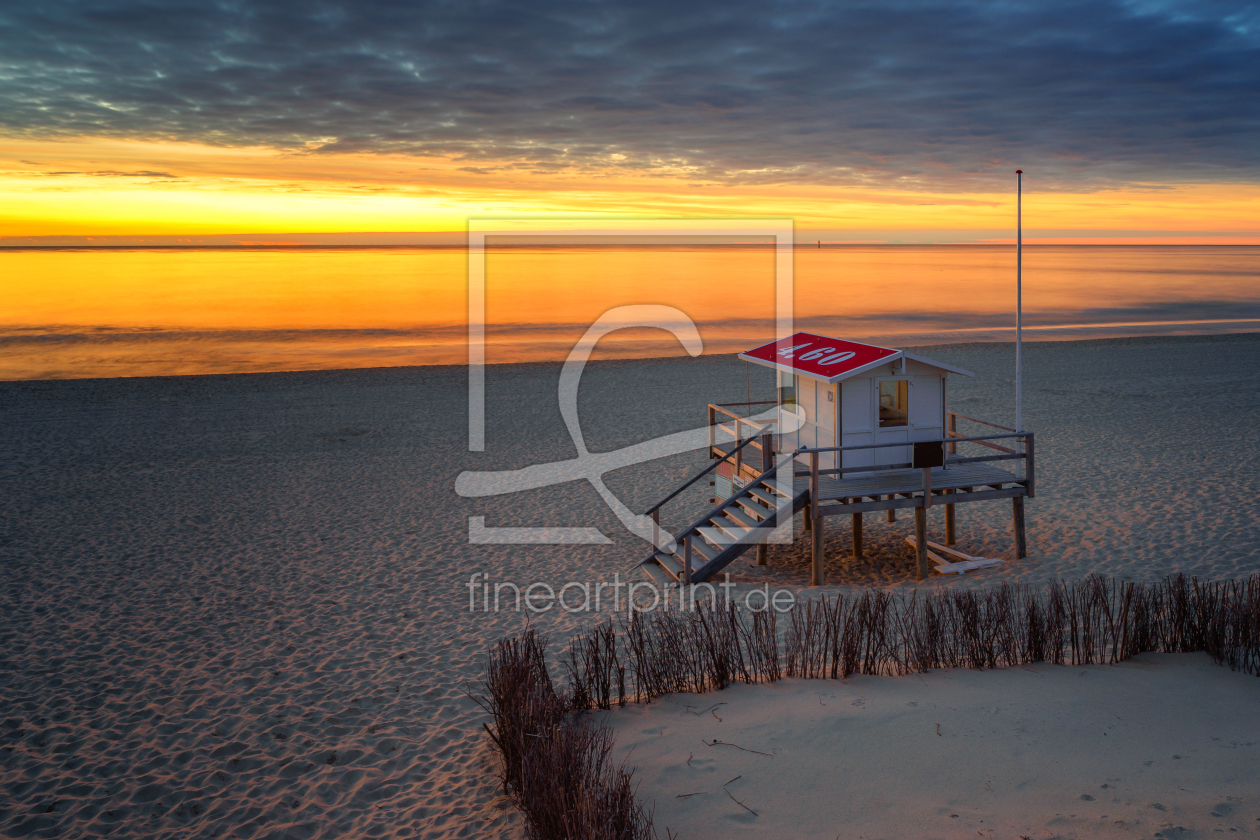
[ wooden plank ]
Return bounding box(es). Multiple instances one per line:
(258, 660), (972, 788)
(914, 507), (928, 581)
(687, 536), (719, 564)
(943, 452), (1024, 466)
(815, 486), (1024, 517)
(697, 526), (738, 547)
(1013, 496), (1027, 559)
(747, 486), (781, 507)
(735, 497), (772, 521)
(805, 463), (1020, 500)
(811, 513), (825, 586)
(722, 506), (761, 530)
(906, 535), (987, 564)
(811, 451), (824, 586)
(948, 432), (1016, 455)
(640, 561), (677, 586)
(947, 411), (1016, 432)
(653, 551), (683, 578)
(1025, 434), (1036, 498)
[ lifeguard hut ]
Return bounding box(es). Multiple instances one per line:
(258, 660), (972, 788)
(638, 332), (1035, 585)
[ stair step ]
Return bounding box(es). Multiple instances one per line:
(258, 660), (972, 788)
(746, 486), (782, 507)
(735, 496), (773, 520)
(697, 526), (739, 548)
(681, 534), (720, 564)
(639, 561), (676, 587)
(722, 506), (762, 530)
(652, 551), (684, 579)
(713, 515), (755, 542)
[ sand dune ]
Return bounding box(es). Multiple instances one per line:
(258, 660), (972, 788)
(1, 334), (1258, 838)
(606, 653), (1260, 839)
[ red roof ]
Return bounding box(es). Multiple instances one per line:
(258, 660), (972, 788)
(738, 332), (900, 383)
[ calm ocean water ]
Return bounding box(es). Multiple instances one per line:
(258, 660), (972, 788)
(2, 245), (1258, 380)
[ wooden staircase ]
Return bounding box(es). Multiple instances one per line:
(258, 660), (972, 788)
(638, 466), (808, 585)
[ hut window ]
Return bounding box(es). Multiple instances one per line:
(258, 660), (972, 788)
(878, 380), (908, 427)
(778, 371), (798, 410)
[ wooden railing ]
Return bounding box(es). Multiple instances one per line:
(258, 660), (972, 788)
(645, 432), (772, 551)
(794, 431), (1034, 495)
(708, 402), (777, 479)
(948, 411), (1016, 454)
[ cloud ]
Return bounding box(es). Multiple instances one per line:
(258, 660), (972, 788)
(0, 0), (1257, 188)
(39, 170), (178, 177)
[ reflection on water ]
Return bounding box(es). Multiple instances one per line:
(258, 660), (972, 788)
(1, 245), (1257, 380)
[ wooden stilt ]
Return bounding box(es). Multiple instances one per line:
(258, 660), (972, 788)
(914, 506), (929, 581)
(886, 498), (896, 522)
(810, 451), (824, 586)
(811, 512), (825, 586)
(945, 490), (956, 546)
(1012, 496), (1027, 559)
(803, 503), (812, 531)
(852, 512), (864, 560)
(756, 543), (768, 566)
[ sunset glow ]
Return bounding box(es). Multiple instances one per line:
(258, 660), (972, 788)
(2, 137), (1258, 241)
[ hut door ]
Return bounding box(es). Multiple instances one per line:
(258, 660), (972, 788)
(874, 377), (912, 467)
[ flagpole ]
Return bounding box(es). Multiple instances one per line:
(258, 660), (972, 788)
(1015, 169), (1023, 435)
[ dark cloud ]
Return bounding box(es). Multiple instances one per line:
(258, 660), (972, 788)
(1, 0), (1257, 188)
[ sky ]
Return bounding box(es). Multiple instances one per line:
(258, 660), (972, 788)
(2, 0), (1259, 240)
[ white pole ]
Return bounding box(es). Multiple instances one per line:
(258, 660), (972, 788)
(1015, 169), (1023, 435)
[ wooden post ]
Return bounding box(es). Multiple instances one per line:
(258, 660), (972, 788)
(1012, 497), (1027, 559)
(803, 503), (812, 531)
(1024, 434), (1036, 498)
(684, 535), (693, 585)
(914, 505), (929, 581)
(708, 405), (716, 453)
(921, 467), (933, 508)
(810, 451), (824, 586)
(652, 509), (660, 550)
(886, 499), (896, 523)
(948, 412), (957, 455)
(757, 433), (772, 565)
(851, 513), (864, 560)
(944, 490), (956, 546)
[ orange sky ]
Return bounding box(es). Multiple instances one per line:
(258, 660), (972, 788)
(3, 137), (1259, 242)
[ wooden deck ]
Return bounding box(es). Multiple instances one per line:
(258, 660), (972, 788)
(801, 462), (1020, 505)
(695, 404), (1034, 583)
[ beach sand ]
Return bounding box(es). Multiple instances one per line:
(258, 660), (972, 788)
(1, 333), (1258, 838)
(605, 653), (1260, 839)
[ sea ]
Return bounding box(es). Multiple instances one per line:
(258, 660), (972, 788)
(2, 244), (1258, 380)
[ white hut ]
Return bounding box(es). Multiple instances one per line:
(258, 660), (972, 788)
(739, 332), (974, 474)
(639, 332), (1034, 586)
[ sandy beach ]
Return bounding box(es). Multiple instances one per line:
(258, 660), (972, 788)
(2, 333), (1259, 838)
(605, 654), (1260, 838)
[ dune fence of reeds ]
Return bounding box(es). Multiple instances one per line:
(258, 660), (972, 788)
(469, 574), (1259, 839)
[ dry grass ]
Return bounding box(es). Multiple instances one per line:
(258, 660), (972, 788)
(469, 630), (656, 840)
